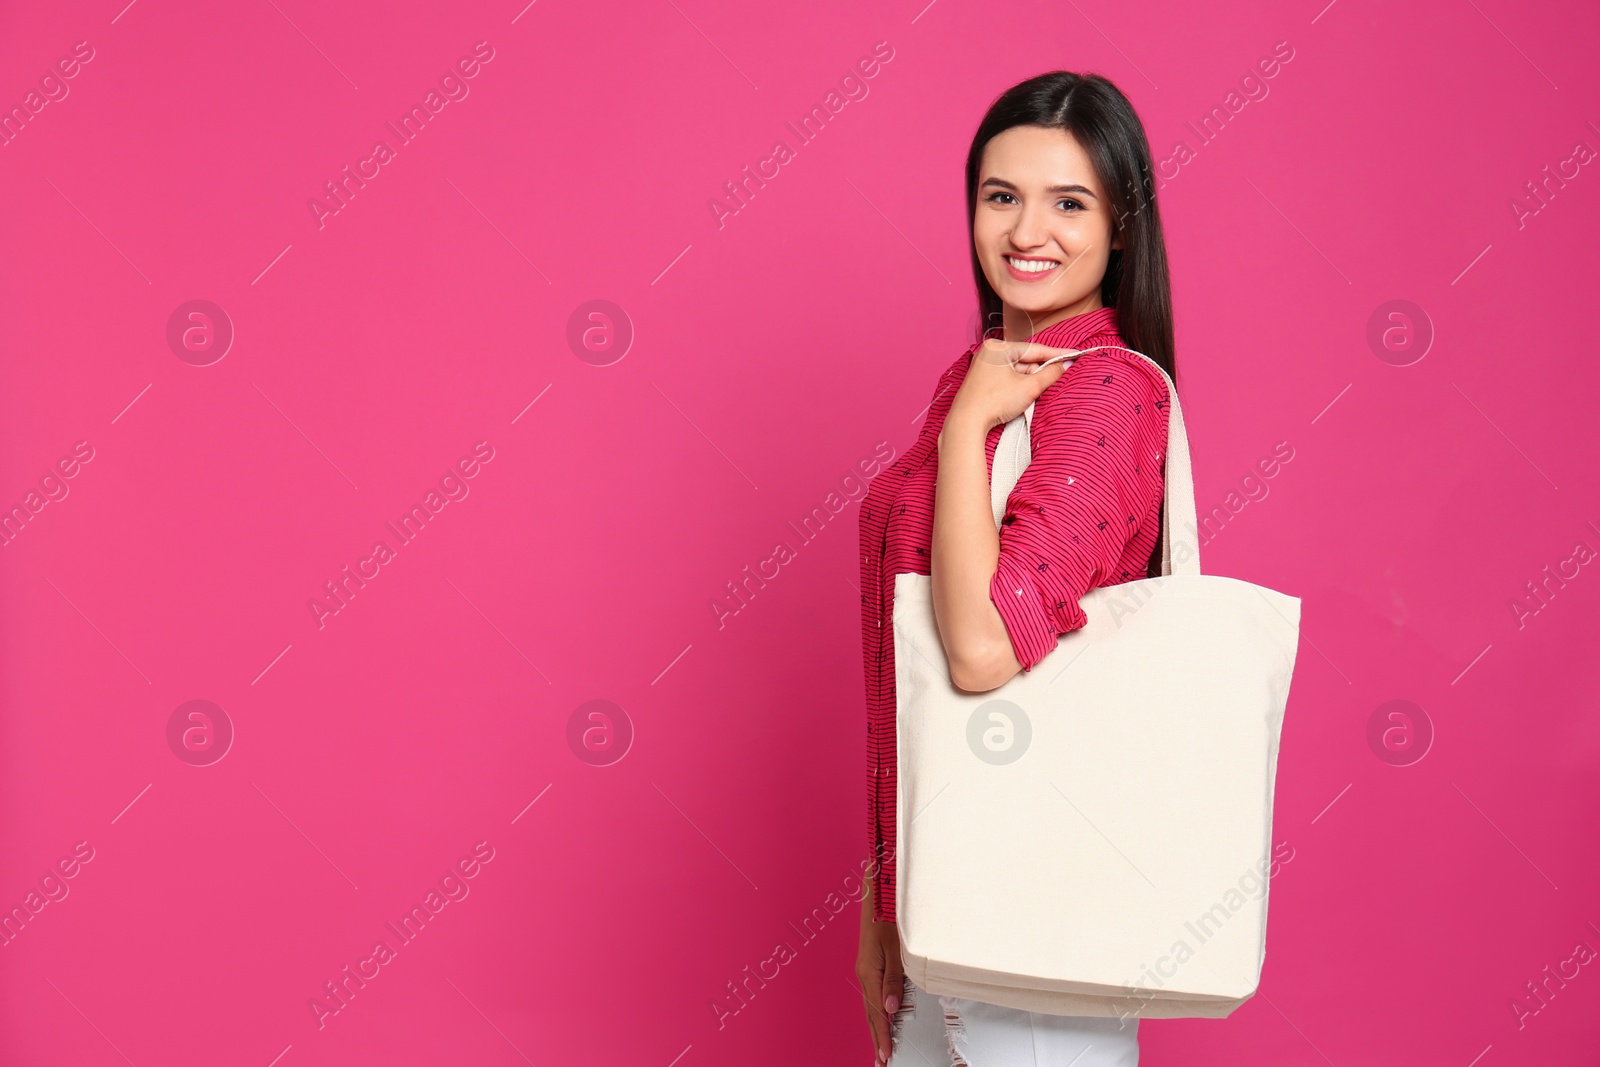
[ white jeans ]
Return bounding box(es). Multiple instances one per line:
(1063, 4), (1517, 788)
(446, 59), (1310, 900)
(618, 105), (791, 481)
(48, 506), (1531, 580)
(887, 978), (1139, 1066)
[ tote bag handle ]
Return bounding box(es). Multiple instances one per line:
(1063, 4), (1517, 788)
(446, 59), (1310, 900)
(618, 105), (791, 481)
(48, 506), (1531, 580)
(988, 344), (1200, 579)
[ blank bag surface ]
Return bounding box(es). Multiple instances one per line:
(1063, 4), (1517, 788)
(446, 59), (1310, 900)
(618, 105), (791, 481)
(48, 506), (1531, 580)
(892, 344), (1302, 1020)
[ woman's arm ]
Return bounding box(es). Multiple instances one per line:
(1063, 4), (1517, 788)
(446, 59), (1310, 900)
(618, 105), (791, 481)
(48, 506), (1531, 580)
(933, 352), (1169, 692)
(932, 410), (1024, 692)
(929, 339), (1069, 692)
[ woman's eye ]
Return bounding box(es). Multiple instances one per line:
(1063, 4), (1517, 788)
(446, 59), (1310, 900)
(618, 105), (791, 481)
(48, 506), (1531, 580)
(983, 192), (1082, 210)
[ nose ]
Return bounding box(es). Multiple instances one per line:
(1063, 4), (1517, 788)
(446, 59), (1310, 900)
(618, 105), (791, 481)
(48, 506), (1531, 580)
(1009, 200), (1053, 251)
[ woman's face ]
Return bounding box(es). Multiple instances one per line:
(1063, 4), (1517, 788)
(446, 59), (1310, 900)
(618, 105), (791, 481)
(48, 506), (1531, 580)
(973, 124), (1122, 334)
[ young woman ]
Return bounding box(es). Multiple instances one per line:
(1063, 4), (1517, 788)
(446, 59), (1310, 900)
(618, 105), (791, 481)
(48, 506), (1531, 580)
(855, 71), (1178, 1066)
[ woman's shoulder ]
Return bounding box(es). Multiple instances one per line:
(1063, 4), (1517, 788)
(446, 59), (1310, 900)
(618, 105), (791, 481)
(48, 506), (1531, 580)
(1043, 340), (1169, 412)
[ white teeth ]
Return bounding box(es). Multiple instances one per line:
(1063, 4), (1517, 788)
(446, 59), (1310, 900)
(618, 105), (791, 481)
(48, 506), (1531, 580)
(1006, 256), (1057, 273)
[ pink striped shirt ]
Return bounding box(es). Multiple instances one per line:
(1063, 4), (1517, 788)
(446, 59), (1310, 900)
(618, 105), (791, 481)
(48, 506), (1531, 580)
(860, 305), (1170, 923)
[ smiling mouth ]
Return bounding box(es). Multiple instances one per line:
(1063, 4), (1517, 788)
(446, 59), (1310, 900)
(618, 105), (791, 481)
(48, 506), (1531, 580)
(998, 252), (1062, 281)
(1004, 255), (1056, 273)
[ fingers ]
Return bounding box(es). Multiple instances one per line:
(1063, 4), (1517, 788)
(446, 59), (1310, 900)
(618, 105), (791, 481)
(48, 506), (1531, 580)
(857, 961), (903, 1065)
(1027, 353), (1075, 376)
(981, 337), (1079, 371)
(857, 961), (888, 1064)
(879, 930), (904, 1064)
(1016, 345), (1079, 369)
(882, 956), (905, 1028)
(871, 996), (892, 1065)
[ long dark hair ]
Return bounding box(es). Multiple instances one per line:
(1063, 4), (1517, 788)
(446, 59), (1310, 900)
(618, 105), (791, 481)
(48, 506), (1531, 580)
(965, 71), (1177, 579)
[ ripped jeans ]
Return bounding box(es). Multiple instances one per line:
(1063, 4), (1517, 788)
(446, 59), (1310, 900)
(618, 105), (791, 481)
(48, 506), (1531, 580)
(887, 978), (1139, 1067)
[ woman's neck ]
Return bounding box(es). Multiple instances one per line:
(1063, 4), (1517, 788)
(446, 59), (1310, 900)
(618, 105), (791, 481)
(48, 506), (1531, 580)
(1001, 295), (1104, 341)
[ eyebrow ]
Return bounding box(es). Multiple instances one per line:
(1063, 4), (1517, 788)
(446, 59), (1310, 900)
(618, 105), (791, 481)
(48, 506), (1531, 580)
(980, 177), (1100, 200)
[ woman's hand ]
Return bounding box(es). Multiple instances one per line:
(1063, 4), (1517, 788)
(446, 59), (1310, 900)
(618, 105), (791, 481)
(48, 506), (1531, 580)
(857, 881), (904, 1065)
(948, 338), (1079, 433)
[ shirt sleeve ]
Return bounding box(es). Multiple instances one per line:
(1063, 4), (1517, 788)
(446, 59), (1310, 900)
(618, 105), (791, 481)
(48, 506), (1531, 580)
(989, 353), (1170, 671)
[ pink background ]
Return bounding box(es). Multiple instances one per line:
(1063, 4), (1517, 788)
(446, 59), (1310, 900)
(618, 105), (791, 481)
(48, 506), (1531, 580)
(3, 0), (1598, 1063)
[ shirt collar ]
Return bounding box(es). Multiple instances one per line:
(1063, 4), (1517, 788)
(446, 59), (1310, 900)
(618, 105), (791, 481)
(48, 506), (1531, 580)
(980, 305), (1120, 352)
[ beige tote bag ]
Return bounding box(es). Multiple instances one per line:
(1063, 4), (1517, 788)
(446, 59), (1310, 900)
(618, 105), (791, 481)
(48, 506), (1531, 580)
(893, 344), (1301, 1020)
